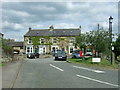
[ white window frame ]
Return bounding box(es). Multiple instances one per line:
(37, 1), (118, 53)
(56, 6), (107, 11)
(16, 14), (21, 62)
(70, 37), (75, 43)
(26, 45), (33, 54)
(28, 38), (32, 44)
(69, 46), (75, 54)
(52, 38), (57, 43)
(40, 38), (44, 44)
(38, 45), (46, 54)
(51, 46), (59, 51)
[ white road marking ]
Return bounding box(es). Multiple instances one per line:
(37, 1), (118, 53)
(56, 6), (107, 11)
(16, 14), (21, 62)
(76, 74), (119, 87)
(50, 64), (64, 72)
(72, 66), (105, 73)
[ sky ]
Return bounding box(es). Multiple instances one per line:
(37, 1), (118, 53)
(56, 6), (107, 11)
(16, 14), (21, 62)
(1, 1), (119, 41)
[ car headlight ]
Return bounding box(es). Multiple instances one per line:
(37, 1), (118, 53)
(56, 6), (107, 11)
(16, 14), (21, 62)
(62, 55), (66, 57)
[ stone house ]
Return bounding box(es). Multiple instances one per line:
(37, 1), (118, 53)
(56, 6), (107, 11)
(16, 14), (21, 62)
(6, 41), (24, 54)
(24, 26), (81, 54)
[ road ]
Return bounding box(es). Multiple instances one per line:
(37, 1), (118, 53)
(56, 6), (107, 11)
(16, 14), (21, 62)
(11, 57), (118, 88)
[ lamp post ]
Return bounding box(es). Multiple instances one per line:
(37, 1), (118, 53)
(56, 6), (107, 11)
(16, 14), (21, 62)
(109, 16), (113, 64)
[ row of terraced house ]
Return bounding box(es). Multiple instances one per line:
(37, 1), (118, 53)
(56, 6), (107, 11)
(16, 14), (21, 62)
(23, 25), (81, 55)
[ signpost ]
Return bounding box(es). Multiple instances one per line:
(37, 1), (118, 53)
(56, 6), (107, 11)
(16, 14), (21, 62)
(92, 58), (101, 64)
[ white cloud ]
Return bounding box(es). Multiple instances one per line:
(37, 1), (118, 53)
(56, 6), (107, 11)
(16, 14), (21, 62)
(14, 23), (23, 29)
(54, 23), (78, 29)
(3, 9), (31, 17)
(2, 21), (24, 30)
(1, 2), (118, 41)
(33, 5), (56, 11)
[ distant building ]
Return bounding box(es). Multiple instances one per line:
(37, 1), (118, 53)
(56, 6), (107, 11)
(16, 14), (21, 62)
(6, 41), (24, 54)
(0, 33), (4, 38)
(24, 26), (81, 54)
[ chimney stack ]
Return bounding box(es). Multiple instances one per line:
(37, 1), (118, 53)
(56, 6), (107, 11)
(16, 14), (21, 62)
(49, 25), (54, 31)
(29, 27), (32, 31)
(79, 25), (81, 34)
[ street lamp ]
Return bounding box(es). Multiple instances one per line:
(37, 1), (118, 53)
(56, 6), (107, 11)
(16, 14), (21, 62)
(109, 16), (113, 64)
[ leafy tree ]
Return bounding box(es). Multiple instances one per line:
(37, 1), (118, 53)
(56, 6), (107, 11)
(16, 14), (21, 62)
(2, 39), (13, 58)
(75, 29), (110, 57)
(75, 34), (86, 50)
(113, 36), (120, 59)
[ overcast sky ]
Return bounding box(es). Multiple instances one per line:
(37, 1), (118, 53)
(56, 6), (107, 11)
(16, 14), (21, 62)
(1, 1), (118, 41)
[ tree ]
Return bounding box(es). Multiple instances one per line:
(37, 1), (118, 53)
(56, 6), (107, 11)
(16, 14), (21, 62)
(86, 29), (110, 57)
(75, 29), (111, 58)
(75, 34), (86, 50)
(113, 36), (120, 59)
(2, 39), (13, 58)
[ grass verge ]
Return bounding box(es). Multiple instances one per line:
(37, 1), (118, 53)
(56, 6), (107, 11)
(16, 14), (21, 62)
(0, 63), (5, 67)
(67, 58), (119, 69)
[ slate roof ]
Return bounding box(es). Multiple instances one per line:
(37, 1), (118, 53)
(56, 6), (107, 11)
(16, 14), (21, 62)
(0, 33), (4, 36)
(6, 42), (23, 47)
(24, 28), (80, 37)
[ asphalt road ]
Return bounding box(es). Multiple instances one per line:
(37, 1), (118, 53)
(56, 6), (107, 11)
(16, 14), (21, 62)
(13, 57), (119, 88)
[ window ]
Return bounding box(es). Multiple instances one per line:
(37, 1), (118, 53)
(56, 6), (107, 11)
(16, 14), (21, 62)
(20, 46), (23, 49)
(52, 47), (55, 51)
(70, 37), (74, 43)
(70, 47), (73, 53)
(53, 38), (57, 43)
(28, 38), (32, 44)
(43, 47), (45, 53)
(40, 38), (44, 44)
(27, 47), (30, 53)
(31, 47), (32, 52)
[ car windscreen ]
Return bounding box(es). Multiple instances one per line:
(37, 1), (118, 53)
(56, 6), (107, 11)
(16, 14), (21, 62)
(73, 50), (81, 53)
(57, 51), (66, 54)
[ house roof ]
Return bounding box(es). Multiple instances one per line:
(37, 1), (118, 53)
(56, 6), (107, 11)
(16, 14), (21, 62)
(6, 42), (23, 47)
(24, 28), (80, 37)
(0, 33), (4, 36)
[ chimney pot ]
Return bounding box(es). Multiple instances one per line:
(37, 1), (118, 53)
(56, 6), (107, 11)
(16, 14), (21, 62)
(29, 27), (32, 31)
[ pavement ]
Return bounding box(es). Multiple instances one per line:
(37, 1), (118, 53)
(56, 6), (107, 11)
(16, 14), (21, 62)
(8, 57), (118, 88)
(2, 59), (23, 88)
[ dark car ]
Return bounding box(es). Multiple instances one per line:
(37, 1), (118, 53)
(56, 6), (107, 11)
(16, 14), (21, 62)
(34, 53), (39, 58)
(72, 50), (83, 58)
(27, 53), (35, 58)
(54, 51), (67, 60)
(51, 50), (62, 56)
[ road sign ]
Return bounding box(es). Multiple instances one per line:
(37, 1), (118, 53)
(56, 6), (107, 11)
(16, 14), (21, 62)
(92, 58), (101, 62)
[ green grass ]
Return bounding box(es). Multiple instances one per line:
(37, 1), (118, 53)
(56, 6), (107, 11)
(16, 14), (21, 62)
(67, 58), (119, 69)
(0, 63), (5, 67)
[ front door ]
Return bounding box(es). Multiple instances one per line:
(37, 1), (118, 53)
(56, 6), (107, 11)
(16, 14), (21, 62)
(39, 46), (46, 54)
(39, 47), (43, 54)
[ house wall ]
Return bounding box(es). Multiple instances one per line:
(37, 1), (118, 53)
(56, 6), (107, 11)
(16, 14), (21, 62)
(13, 47), (24, 54)
(24, 36), (77, 54)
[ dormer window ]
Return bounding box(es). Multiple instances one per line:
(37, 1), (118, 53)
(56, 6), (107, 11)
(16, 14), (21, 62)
(40, 38), (44, 44)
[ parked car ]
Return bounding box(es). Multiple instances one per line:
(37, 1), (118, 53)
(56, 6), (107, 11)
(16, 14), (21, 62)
(51, 50), (62, 56)
(27, 53), (35, 59)
(34, 53), (39, 58)
(54, 51), (67, 60)
(85, 49), (92, 56)
(72, 50), (83, 58)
